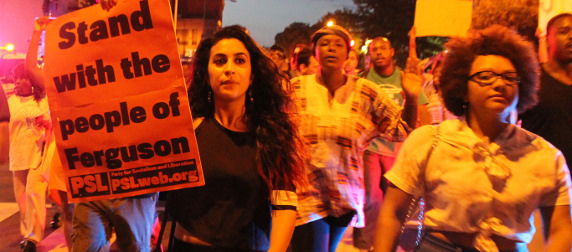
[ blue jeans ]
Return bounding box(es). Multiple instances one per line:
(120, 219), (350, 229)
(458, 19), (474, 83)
(290, 212), (355, 252)
(71, 193), (158, 252)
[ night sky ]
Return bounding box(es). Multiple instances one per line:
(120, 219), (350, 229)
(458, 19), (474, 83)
(0, 0), (355, 55)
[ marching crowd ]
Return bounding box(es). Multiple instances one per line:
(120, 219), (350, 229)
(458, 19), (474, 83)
(1, 0), (572, 251)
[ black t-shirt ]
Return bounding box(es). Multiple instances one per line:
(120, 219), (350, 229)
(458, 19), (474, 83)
(166, 117), (271, 250)
(521, 67), (572, 169)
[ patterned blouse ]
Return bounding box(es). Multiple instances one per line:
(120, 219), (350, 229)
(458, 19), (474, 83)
(386, 119), (572, 251)
(291, 74), (411, 227)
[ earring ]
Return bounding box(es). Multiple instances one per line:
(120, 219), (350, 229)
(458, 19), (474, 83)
(248, 88), (254, 103)
(462, 103), (468, 112)
(207, 90), (212, 103)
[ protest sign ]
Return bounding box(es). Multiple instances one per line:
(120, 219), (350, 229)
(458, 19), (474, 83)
(414, 0), (472, 37)
(43, 0), (204, 202)
(539, 0), (572, 34)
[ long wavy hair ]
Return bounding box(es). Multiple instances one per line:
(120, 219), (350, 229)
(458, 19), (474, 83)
(188, 25), (307, 192)
(440, 25), (539, 116)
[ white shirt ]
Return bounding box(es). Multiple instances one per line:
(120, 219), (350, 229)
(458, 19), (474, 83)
(386, 119), (571, 250)
(8, 96), (48, 171)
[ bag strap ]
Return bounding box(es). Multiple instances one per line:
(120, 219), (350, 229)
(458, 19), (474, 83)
(400, 125), (440, 246)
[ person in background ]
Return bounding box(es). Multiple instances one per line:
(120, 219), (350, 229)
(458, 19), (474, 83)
(165, 25), (307, 252)
(375, 25), (572, 252)
(289, 24), (421, 252)
(421, 53), (456, 125)
(353, 34), (429, 252)
(24, 16), (75, 251)
(343, 47), (359, 76)
(270, 44), (290, 78)
(289, 44), (306, 78)
(292, 46), (319, 77)
(8, 61), (49, 252)
(521, 13), (572, 170)
(0, 86), (9, 122)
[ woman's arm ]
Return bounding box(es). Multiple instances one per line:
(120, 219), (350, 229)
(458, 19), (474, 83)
(0, 87), (9, 122)
(373, 184), (415, 252)
(540, 205), (572, 251)
(26, 16), (50, 90)
(268, 209), (297, 252)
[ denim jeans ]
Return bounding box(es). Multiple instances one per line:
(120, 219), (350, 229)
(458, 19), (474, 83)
(290, 212), (355, 252)
(71, 193), (158, 252)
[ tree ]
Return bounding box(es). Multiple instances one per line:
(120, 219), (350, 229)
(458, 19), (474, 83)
(472, 0), (538, 42)
(274, 22), (315, 58)
(314, 8), (364, 50)
(352, 0), (417, 68)
(276, 0), (450, 68)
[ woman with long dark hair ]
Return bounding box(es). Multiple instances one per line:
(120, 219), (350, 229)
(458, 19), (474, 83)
(166, 25), (307, 252)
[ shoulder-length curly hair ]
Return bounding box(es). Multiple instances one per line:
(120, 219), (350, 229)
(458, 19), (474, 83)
(188, 25), (307, 191)
(12, 63), (45, 101)
(439, 25), (539, 116)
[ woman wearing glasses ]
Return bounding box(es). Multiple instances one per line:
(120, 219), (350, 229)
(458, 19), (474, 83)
(374, 25), (572, 252)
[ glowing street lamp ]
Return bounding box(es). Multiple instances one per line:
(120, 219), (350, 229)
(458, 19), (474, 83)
(0, 43), (15, 59)
(0, 43), (14, 52)
(5, 43), (14, 52)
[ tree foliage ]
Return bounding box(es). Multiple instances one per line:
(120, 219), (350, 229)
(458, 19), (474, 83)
(271, 0), (540, 68)
(315, 9), (365, 51)
(472, 0), (539, 42)
(274, 8), (361, 59)
(274, 22), (315, 58)
(353, 0), (418, 67)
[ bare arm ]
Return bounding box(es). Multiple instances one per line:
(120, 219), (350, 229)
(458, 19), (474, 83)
(373, 185), (415, 252)
(400, 58), (421, 128)
(418, 104), (432, 125)
(26, 16), (50, 91)
(268, 209), (297, 252)
(0, 87), (9, 122)
(540, 205), (572, 251)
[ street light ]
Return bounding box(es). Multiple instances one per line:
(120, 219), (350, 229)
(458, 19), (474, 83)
(327, 20), (334, 27)
(0, 43), (15, 59)
(5, 43), (14, 52)
(0, 43), (14, 52)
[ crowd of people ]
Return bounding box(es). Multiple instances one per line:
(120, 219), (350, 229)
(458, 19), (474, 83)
(1, 0), (572, 251)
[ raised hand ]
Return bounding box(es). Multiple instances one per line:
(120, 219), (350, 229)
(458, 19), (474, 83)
(34, 16), (52, 32)
(401, 57), (422, 99)
(100, 0), (119, 11)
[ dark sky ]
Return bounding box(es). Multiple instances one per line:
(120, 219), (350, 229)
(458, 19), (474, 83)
(222, 0), (355, 47)
(0, 0), (355, 55)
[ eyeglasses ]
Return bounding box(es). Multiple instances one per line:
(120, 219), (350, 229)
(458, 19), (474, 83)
(468, 71), (520, 86)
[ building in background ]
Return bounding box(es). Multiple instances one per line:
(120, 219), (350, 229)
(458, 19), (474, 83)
(175, 0), (224, 61)
(0, 0), (224, 75)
